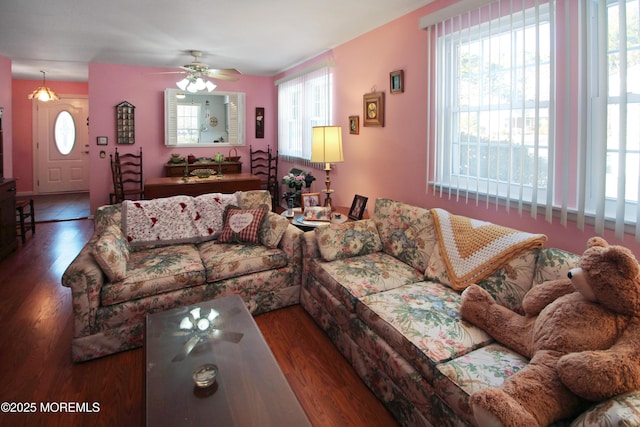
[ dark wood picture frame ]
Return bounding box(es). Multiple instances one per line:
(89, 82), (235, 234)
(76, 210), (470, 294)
(363, 92), (384, 127)
(349, 115), (359, 135)
(97, 136), (108, 146)
(255, 107), (264, 139)
(390, 70), (404, 94)
(349, 195), (368, 220)
(115, 101), (135, 145)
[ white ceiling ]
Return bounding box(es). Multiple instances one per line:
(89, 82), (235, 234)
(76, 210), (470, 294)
(0, 0), (433, 82)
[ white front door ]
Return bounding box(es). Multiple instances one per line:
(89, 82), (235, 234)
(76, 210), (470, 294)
(34, 96), (89, 193)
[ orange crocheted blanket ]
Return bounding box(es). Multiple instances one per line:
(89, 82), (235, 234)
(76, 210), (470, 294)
(430, 208), (547, 289)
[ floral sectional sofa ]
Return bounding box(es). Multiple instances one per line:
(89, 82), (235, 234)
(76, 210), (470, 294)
(300, 198), (640, 426)
(62, 190), (303, 362)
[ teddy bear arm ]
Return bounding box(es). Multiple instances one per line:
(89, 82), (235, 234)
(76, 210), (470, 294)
(461, 285), (536, 357)
(558, 320), (640, 401)
(522, 279), (575, 316)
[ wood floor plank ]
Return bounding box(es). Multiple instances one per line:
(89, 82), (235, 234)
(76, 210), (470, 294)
(0, 219), (397, 427)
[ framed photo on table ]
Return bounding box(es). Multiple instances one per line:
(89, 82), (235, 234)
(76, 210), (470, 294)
(301, 192), (321, 208)
(349, 195), (368, 220)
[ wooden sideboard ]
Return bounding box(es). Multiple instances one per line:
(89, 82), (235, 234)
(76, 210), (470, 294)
(0, 179), (17, 261)
(144, 173), (261, 199)
(165, 161), (242, 177)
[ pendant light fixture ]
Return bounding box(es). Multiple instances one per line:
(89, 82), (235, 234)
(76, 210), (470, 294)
(28, 71), (60, 102)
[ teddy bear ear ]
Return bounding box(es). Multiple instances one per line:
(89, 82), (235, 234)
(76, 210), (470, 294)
(588, 236), (608, 248)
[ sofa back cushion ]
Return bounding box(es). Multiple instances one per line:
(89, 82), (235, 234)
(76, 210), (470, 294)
(259, 211), (290, 249)
(372, 198), (437, 274)
(315, 219), (382, 261)
(238, 190), (272, 210)
(533, 247), (580, 285)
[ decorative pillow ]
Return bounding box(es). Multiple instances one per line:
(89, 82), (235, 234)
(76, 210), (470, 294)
(92, 224), (130, 282)
(372, 198), (437, 274)
(193, 192), (239, 240)
(315, 219), (382, 262)
(259, 211), (290, 249)
(218, 205), (268, 244)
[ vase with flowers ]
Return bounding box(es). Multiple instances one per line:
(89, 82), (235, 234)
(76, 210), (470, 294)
(281, 171), (315, 212)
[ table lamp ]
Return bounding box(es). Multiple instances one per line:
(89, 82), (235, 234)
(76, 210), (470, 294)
(311, 126), (344, 210)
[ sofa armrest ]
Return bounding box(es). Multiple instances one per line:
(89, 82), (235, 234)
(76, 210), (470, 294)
(61, 236), (105, 338)
(301, 230), (320, 288)
(278, 224), (304, 288)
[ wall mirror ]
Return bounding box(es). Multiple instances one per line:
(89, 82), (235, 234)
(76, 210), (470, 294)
(165, 88), (245, 147)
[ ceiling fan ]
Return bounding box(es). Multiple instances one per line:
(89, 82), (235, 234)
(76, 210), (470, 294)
(165, 50), (240, 92)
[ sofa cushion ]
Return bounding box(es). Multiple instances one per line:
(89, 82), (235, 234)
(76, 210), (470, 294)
(198, 240), (288, 282)
(357, 281), (493, 371)
(533, 247), (580, 285)
(218, 205), (268, 244)
(372, 198), (437, 274)
(434, 343), (529, 424)
(100, 244), (206, 306)
(309, 252), (424, 312)
(192, 192), (240, 240)
(92, 224), (130, 282)
(315, 219), (382, 261)
(238, 190), (272, 210)
(470, 249), (540, 313)
(259, 211), (290, 249)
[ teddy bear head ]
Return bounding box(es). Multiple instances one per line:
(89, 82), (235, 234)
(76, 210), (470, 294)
(568, 237), (640, 316)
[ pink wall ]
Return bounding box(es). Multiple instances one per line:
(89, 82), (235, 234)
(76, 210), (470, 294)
(88, 63), (276, 212)
(0, 54), (12, 179)
(11, 79), (88, 193)
(276, 4), (640, 257)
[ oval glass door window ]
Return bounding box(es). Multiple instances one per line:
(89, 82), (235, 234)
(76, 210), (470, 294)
(54, 110), (76, 155)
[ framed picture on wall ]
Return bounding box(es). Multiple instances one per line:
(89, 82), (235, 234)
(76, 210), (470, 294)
(255, 107), (264, 139)
(97, 136), (108, 145)
(363, 92), (384, 127)
(349, 115), (359, 135)
(390, 70), (404, 94)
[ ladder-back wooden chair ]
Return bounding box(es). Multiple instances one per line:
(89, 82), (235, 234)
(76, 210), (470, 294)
(110, 147), (144, 204)
(250, 145), (278, 210)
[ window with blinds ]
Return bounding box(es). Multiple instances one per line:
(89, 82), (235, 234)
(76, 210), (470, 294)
(277, 64), (333, 162)
(426, 0), (640, 241)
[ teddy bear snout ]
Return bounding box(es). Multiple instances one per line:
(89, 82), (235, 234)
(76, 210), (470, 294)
(568, 267), (598, 302)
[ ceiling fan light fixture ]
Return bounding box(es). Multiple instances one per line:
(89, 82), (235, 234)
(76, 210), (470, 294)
(194, 77), (206, 91)
(28, 71), (59, 102)
(176, 77), (190, 91)
(205, 81), (216, 92)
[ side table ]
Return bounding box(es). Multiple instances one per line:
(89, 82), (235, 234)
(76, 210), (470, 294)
(282, 206), (368, 232)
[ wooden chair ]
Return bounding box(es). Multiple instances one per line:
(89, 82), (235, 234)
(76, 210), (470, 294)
(15, 198), (35, 243)
(250, 145), (278, 210)
(110, 147), (144, 204)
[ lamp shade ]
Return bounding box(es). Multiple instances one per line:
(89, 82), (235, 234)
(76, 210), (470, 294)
(311, 126), (343, 163)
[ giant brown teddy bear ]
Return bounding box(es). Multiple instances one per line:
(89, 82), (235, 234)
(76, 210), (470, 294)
(459, 237), (640, 426)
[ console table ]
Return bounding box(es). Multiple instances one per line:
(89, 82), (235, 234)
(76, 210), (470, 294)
(144, 173), (261, 199)
(165, 161), (242, 177)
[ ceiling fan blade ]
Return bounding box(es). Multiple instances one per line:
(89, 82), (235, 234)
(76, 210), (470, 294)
(209, 68), (240, 75)
(172, 336), (200, 362)
(211, 330), (244, 344)
(206, 73), (240, 82)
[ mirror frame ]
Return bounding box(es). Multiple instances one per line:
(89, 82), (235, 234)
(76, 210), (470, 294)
(164, 88), (246, 147)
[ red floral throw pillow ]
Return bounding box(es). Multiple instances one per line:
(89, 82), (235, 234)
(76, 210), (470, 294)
(217, 205), (268, 244)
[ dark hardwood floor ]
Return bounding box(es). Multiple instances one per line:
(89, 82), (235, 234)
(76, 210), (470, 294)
(0, 219), (398, 427)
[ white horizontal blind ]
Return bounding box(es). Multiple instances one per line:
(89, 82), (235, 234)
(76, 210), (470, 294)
(277, 65), (332, 162)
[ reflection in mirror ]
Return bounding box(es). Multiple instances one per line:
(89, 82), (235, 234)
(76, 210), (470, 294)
(165, 89), (245, 147)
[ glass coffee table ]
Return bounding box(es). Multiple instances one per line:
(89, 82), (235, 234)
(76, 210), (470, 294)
(145, 295), (311, 426)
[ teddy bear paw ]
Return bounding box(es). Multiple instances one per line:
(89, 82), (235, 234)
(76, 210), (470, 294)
(461, 284), (495, 307)
(472, 403), (505, 427)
